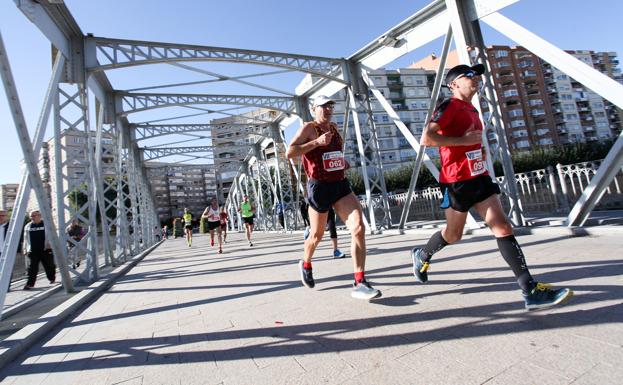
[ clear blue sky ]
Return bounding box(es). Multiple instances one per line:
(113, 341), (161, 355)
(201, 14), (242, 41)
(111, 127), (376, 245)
(1, 0), (621, 184)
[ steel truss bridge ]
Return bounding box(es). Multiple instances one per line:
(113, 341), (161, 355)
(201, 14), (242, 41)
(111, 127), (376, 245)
(1, 0), (622, 313)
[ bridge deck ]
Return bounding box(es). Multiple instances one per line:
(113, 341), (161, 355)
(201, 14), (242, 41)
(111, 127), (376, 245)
(0, 229), (622, 384)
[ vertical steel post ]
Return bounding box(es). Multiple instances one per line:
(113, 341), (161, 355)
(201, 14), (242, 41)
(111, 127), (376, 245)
(0, 31), (74, 292)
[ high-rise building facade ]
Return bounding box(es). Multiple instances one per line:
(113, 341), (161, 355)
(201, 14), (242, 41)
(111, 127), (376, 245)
(0, 184), (19, 211)
(211, 109), (277, 200)
(145, 163), (217, 223)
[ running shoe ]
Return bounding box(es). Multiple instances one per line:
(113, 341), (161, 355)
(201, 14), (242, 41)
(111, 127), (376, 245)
(351, 279), (382, 300)
(211, 239), (214, 247)
(249, 242), (253, 247)
(411, 248), (429, 283)
(23, 285), (34, 290)
(333, 249), (345, 259)
(218, 248), (222, 254)
(298, 260), (315, 288)
(524, 283), (573, 310)
(303, 227), (310, 241)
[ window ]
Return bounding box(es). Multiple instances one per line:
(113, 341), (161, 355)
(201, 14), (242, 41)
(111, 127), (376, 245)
(538, 138), (554, 145)
(510, 120), (526, 128)
(415, 79), (425, 86)
(556, 74), (568, 81)
(515, 140), (530, 148)
(503, 89), (519, 97)
(536, 128), (550, 136)
(496, 61), (510, 68)
(518, 60), (533, 68)
(508, 109), (523, 118)
(529, 99), (543, 106)
(512, 130), (528, 138)
(565, 114), (578, 120)
(495, 50), (509, 58)
(563, 103), (576, 111)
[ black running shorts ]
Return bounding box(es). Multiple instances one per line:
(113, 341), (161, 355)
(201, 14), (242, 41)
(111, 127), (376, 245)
(439, 175), (501, 212)
(207, 221), (220, 231)
(242, 216), (254, 225)
(307, 178), (352, 213)
(184, 224), (193, 230)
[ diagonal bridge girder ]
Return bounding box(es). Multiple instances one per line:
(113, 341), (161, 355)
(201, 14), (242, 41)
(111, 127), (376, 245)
(87, 37), (347, 84)
(142, 146), (216, 161)
(118, 93), (295, 116)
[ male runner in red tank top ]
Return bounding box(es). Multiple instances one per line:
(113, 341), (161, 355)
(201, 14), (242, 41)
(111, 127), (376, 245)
(410, 63), (572, 310)
(287, 95), (381, 300)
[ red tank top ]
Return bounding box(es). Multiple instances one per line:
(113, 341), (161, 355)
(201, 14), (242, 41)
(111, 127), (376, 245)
(302, 122), (345, 182)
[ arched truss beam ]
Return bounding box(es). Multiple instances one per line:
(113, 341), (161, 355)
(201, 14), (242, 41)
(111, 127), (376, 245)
(86, 37), (347, 84)
(133, 123), (272, 141)
(118, 93), (295, 116)
(142, 146), (215, 161)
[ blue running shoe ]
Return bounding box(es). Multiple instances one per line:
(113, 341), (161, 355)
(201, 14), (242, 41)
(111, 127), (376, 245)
(333, 249), (345, 259)
(411, 248), (429, 283)
(303, 227), (310, 241)
(524, 283), (573, 310)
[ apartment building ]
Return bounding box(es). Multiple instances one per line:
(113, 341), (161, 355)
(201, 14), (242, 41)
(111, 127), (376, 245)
(211, 109), (277, 200)
(0, 184), (19, 211)
(145, 162), (217, 223)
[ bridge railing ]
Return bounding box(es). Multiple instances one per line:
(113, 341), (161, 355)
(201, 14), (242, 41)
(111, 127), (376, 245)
(357, 159), (623, 226)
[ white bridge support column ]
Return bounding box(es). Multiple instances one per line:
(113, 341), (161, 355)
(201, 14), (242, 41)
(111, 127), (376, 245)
(270, 124), (297, 232)
(344, 60), (392, 232)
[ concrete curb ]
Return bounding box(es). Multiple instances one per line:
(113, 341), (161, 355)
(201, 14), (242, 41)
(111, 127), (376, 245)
(1, 285), (63, 320)
(0, 241), (162, 371)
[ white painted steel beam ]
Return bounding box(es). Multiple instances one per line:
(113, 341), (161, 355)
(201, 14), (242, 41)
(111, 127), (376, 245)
(142, 146), (215, 161)
(87, 37), (346, 84)
(118, 93), (295, 116)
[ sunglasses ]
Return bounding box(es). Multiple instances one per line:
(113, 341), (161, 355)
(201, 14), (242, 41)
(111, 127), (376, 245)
(319, 104), (335, 110)
(455, 71), (479, 81)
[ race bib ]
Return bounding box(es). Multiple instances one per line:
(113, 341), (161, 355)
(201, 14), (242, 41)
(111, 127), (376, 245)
(465, 149), (486, 176)
(322, 151), (345, 172)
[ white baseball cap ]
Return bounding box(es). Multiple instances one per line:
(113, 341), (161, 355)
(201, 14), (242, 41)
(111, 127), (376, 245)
(312, 95), (335, 108)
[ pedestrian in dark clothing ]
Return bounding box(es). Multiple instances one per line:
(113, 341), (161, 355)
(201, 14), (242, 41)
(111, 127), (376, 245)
(23, 210), (56, 289)
(299, 198), (310, 227)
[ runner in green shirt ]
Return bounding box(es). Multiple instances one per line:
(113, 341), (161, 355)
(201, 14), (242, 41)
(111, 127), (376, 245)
(238, 195), (255, 247)
(183, 208), (193, 247)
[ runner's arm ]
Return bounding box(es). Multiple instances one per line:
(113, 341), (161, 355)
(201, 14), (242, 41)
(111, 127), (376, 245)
(286, 122), (332, 158)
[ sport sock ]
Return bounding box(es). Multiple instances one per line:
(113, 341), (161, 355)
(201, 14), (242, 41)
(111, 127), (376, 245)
(422, 230), (449, 262)
(496, 235), (536, 294)
(354, 271), (365, 284)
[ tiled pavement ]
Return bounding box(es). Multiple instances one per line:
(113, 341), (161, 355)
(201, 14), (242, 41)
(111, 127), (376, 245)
(0, 229), (621, 385)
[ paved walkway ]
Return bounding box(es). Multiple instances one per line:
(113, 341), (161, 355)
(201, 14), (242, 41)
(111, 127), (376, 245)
(0, 229), (621, 385)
